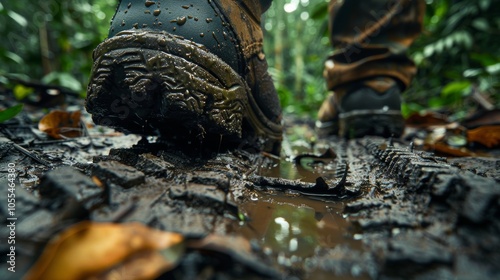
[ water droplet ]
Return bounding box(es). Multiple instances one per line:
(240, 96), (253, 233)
(153, 9), (161, 16)
(200, 33), (204, 37)
(145, 0), (155, 7)
(181, 5), (190, 9)
(176, 16), (187, 26)
(121, 20), (125, 26)
(133, 23), (139, 28)
(128, 2), (132, 8)
(144, 10), (151, 14)
(250, 192), (259, 201)
(212, 32), (221, 46)
(158, 37), (167, 46)
(353, 233), (363, 240)
(206, 18), (213, 23)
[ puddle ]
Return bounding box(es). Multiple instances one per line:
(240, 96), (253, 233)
(258, 151), (341, 184)
(236, 191), (364, 278)
(238, 141), (367, 278)
(259, 159), (319, 183)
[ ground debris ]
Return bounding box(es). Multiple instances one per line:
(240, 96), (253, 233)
(91, 160), (145, 189)
(1, 132), (499, 280)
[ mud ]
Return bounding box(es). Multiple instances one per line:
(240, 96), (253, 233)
(1, 116), (500, 279)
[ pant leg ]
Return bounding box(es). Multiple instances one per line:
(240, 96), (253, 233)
(324, 0), (426, 91)
(259, 0), (273, 12)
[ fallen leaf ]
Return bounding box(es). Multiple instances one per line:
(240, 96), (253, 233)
(467, 125), (500, 148)
(405, 112), (450, 127)
(424, 142), (476, 157)
(38, 110), (83, 139)
(24, 222), (184, 280)
(462, 109), (500, 129)
(0, 104), (23, 123)
(186, 235), (281, 278)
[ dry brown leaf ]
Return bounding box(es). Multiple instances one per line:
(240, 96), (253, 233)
(24, 222), (184, 280)
(462, 109), (500, 129)
(94, 250), (181, 280)
(425, 142), (476, 157)
(187, 234), (252, 254)
(38, 110), (83, 139)
(405, 112), (450, 127)
(467, 125), (500, 148)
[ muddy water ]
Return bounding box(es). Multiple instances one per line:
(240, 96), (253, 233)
(236, 156), (366, 279)
(237, 191), (365, 279)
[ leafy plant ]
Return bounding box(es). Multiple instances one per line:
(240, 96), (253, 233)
(407, 0), (500, 119)
(0, 0), (498, 120)
(0, 104), (24, 123)
(0, 0), (115, 96)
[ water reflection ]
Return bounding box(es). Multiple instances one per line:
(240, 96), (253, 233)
(237, 192), (362, 265)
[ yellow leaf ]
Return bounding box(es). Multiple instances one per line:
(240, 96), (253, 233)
(13, 84), (34, 100)
(24, 222), (184, 280)
(38, 110), (83, 139)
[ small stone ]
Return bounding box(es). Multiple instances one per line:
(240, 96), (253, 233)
(92, 161), (145, 189)
(38, 166), (103, 210)
(136, 153), (174, 176)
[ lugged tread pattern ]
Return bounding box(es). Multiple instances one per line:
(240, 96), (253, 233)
(86, 30), (283, 152)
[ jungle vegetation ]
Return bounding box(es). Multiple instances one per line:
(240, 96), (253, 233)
(1, 0), (499, 119)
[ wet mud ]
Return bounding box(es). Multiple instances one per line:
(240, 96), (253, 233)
(1, 125), (500, 279)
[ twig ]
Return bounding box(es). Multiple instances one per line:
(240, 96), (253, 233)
(471, 85), (495, 111)
(18, 138), (79, 147)
(11, 143), (52, 167)
(80, 119), (95, 147)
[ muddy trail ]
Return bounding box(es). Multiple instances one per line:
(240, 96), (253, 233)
(1, 102), (500, 279)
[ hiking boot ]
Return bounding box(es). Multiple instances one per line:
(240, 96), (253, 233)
(85, 0), (282, 153)
(316, 77), (405, 138)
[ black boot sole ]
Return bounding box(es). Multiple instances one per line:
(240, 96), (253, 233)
(338, 109), (405, 138)
(86, 30), (282, 152)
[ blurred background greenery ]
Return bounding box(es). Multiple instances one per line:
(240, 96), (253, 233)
(1, 0), (499, 120)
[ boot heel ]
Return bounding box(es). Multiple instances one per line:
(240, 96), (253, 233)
(86, 30), (247, 137)
(339, 110), (405, 138)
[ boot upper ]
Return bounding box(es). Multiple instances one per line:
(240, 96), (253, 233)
(108, 0), (265, 77)
(107, 0), (281, 123)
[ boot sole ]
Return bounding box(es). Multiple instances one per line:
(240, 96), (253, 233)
(86, 30), (282, 152)
(339, 109), (405, 138)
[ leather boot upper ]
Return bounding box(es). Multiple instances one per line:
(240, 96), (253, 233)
(108, 0), (281, 123)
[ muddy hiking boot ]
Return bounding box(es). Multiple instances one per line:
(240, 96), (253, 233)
(86, 0), (282, 153)
(316, 77), (405, 138)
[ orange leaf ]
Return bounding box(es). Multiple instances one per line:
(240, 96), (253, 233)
(467, 125), (500, 148)
(38, 110), (83, 139)
(24, 222), (184, 280)
(424, 142), (476, 157)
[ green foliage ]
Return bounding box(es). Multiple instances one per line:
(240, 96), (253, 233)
(0, 0), (498, 120)
(0, 104), (23, 123)
(0, 0), (115, 95)
(264, 0), (500, 119)
(263, 0), (331, 117)
(408, 0), (500, 119)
